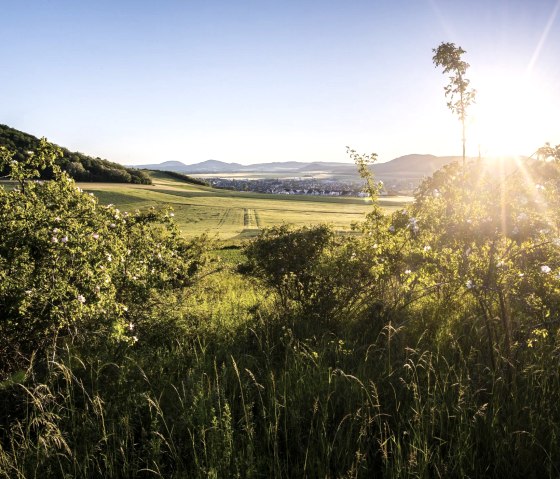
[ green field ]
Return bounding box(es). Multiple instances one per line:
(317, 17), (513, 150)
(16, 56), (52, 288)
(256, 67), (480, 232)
(80, 171), (412, 240)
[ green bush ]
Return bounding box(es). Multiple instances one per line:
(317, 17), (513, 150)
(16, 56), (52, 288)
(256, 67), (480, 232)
(0, 142), (206, 377)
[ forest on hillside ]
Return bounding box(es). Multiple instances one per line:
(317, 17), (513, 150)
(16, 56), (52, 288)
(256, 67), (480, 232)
(0, 124), (151, 184)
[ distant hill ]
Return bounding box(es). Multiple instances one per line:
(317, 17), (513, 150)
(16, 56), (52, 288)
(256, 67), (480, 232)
(134, 154), (463, 178)
(0, 124), (151, 184)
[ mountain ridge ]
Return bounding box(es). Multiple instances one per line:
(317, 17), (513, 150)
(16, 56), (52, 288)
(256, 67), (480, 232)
(133, 154), (464, 178)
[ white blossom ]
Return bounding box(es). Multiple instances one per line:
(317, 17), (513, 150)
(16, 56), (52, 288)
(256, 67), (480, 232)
(541, 265), (552, 274)
(77, 294), (86, 303)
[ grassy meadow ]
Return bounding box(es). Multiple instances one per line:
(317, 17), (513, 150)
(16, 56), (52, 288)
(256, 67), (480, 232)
(80, 171), (412, 240)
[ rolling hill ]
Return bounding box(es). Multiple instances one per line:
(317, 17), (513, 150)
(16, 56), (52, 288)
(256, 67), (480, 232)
(134, 154), (463, 178)
(0, 124), (151, 184)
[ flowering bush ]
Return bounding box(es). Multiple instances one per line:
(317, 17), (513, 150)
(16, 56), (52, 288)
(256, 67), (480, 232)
(0, 141), (206, 376)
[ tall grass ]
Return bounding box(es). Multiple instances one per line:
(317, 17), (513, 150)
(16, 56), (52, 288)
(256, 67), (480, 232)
(1, 268), (559, 478)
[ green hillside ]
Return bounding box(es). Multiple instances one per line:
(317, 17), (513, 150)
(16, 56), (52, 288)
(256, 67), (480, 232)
(0, 124), (151, 184)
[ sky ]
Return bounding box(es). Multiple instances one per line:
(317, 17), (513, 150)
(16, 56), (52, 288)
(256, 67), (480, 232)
(2, 0), (560, 166)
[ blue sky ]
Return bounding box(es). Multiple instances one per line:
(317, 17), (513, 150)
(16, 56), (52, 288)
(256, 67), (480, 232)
(2, 0), (559, 165)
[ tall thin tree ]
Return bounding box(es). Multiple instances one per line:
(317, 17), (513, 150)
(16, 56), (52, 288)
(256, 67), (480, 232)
(432, 42), (476, 169)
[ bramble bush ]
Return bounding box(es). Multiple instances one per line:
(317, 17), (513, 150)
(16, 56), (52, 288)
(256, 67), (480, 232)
(0, 141), (207, 377)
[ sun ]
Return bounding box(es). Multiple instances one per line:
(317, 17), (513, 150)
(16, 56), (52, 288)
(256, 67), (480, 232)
(470, 71), (555, 159)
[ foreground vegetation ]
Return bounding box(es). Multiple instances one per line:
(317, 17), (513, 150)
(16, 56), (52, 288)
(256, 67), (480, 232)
(1, 141), (560, 478)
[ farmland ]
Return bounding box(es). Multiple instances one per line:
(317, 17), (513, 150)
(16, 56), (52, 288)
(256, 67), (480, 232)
(80, 171), (412, 240)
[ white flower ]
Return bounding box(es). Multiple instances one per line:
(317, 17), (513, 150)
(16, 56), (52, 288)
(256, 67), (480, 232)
(169, 212), (175, 217)
(92, 233), (99, 240)
(372, 243), (379, 249)
(432, 189), (441, 198)
(61, 236), (68, 243)
(466, 280), (474, 289)
(389, 225), (395, 233)
(132, 336), (138, 343)
(404, 269), (412, 275)
(128, 322), (134, 331)
(54, 216), (61, 222)
(536, 184), (545, 190)
(541, 265), (552, 274)
(423, 245), (431, 252)
(496, 261), (505, 268)
(52, 227), (60, 233)
(51, 236), (58, 243)
(518, 273), (525, 278)
(106, 254), (112, 262)
(77, 294), (86, 303)
(110, 223), (116, 228)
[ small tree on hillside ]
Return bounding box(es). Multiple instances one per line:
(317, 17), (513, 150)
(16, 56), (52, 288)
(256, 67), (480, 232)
(432, 42), (476, 169)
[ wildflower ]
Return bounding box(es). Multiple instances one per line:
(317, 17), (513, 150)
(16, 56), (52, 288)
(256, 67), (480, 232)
(541, 265), (552, 274)
(52, 227), (60, 233)
(51, 236), (58, 243)
(466, 280), (474, 289)
(389, 225), (395, 233)
(77, 294), (86, 303)
(372, 243), (379, 249)
(132, 336), (138, 343)
(432, 189), (441, 198)
(404, 269), (412, 274)
(61, 236), (68, 243)
(106, 254), (112, 262)
(92, 233), (99, 240)
(423, 245), (431, 252)
(110, 223), (116, 228)
(496, 261), (504, 268)
(408, 217), (419, 233)
(54, 216), (61, 222)
(128, 322), (134, 331)
(169, 212), (175, 217)
(94, 286), (101, 293)
(518, 273), (525, 278)
(536, 184), (545, 190)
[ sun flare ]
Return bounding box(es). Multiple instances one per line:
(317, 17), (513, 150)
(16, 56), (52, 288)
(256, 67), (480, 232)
(470, 71), (555, 159)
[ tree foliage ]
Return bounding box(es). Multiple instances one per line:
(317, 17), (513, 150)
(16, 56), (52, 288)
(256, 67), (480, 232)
(432, 42), (476, 167)
(0, 124), (151, 184)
